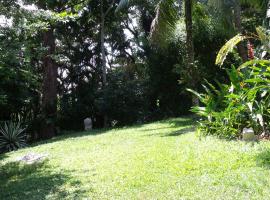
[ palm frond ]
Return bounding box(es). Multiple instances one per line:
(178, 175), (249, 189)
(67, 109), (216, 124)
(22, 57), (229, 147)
(116, 0), (130, 12)
(150, 0), (179, 47)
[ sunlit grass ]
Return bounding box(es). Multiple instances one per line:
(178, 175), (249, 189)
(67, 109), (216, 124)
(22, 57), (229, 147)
(1, 117), (270, 199)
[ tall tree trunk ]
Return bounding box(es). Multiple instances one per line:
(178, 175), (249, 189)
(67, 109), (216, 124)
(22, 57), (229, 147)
(101, 16), (107, 86)
(185, 0), (198, 105)
(233, 0), (248, 62)
(100, 0), (115, 127)
(40, 28), (57, 139)
(100, 0), (108, 127)
(185, 0), (194, 67)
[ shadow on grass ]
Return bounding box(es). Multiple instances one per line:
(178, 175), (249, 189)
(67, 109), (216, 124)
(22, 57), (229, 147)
(166, 117), (196, 128)
(0, 160), (86, 200)
(255, 149), (270, 169)
(0, 153), (8, 161)
(32, 116), (197, 146)
(31, 128), (113, 147)
(162, 126), (196, 137)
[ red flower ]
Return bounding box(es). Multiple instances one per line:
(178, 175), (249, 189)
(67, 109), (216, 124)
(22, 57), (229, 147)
(247, 41), (255, 60)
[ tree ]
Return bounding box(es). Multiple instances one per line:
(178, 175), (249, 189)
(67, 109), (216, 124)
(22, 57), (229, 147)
(233, 0), (248, 62)
(40, 27), (57, 139)
(184, 0), (198, 105)
(118, 0), (198, 104)
(100, 0), (116, 87)
(35, 0), (59, 139)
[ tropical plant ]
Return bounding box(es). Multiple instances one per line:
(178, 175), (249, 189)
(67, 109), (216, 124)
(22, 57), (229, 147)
(189, 26), (270, 139)
(0, 121), (27, 153)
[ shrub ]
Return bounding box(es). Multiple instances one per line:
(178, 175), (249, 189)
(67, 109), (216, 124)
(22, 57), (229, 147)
(0, 121), (27, 153)
(95, 68), (150, 126)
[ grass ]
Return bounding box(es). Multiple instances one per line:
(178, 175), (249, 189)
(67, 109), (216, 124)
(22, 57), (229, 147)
(1, 117), (270, 199)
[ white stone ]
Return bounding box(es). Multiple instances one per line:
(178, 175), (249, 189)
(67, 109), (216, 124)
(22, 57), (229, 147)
(16, 153), (48, 164)
(84, 118), (93, 131)
(242, 127), (255, 141)
(267, 9), (270, 18)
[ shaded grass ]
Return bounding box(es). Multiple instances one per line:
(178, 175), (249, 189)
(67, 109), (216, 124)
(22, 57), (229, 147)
(0, 160), (85, 199)
(1, 117), (270, 199)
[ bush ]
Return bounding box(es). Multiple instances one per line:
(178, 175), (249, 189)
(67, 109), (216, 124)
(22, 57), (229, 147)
(95, 68), (150, 126)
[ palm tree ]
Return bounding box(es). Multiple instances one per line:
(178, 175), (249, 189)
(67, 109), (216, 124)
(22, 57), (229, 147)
(118, 0), (198, 104)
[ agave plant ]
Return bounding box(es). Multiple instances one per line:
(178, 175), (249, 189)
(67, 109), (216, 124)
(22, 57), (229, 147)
(0, 121), (27, 152)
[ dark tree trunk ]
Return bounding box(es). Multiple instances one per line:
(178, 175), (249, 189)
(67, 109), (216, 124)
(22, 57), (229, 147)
(100, 0), (116, 127)
(100, 4), (108, 128)
(40, 28), (57, 140)
(185, 0), (198, 105)
(185, 0), (194, 68)
(233, 0), (248, 62)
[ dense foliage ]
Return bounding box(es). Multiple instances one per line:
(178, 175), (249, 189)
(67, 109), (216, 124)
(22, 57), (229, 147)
(190, 27), (270, 139)
(0, 0), (268, 146)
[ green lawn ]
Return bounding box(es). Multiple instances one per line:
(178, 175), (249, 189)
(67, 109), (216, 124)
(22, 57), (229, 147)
(1, 117), (270, 200)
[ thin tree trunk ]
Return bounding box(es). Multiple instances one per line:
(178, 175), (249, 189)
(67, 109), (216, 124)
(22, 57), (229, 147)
(233, 0), (248, 62)
(40, 28), (57, 139)
(185, 0), (198, 105)
(101, 16), (107, 86)
(100, 0), (115, 127)
(185, 0), (194, 68)
(100, 0), (108, 127)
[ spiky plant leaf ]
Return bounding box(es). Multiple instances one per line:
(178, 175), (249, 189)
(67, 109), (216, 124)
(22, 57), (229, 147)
(0, 121), (27, 152)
